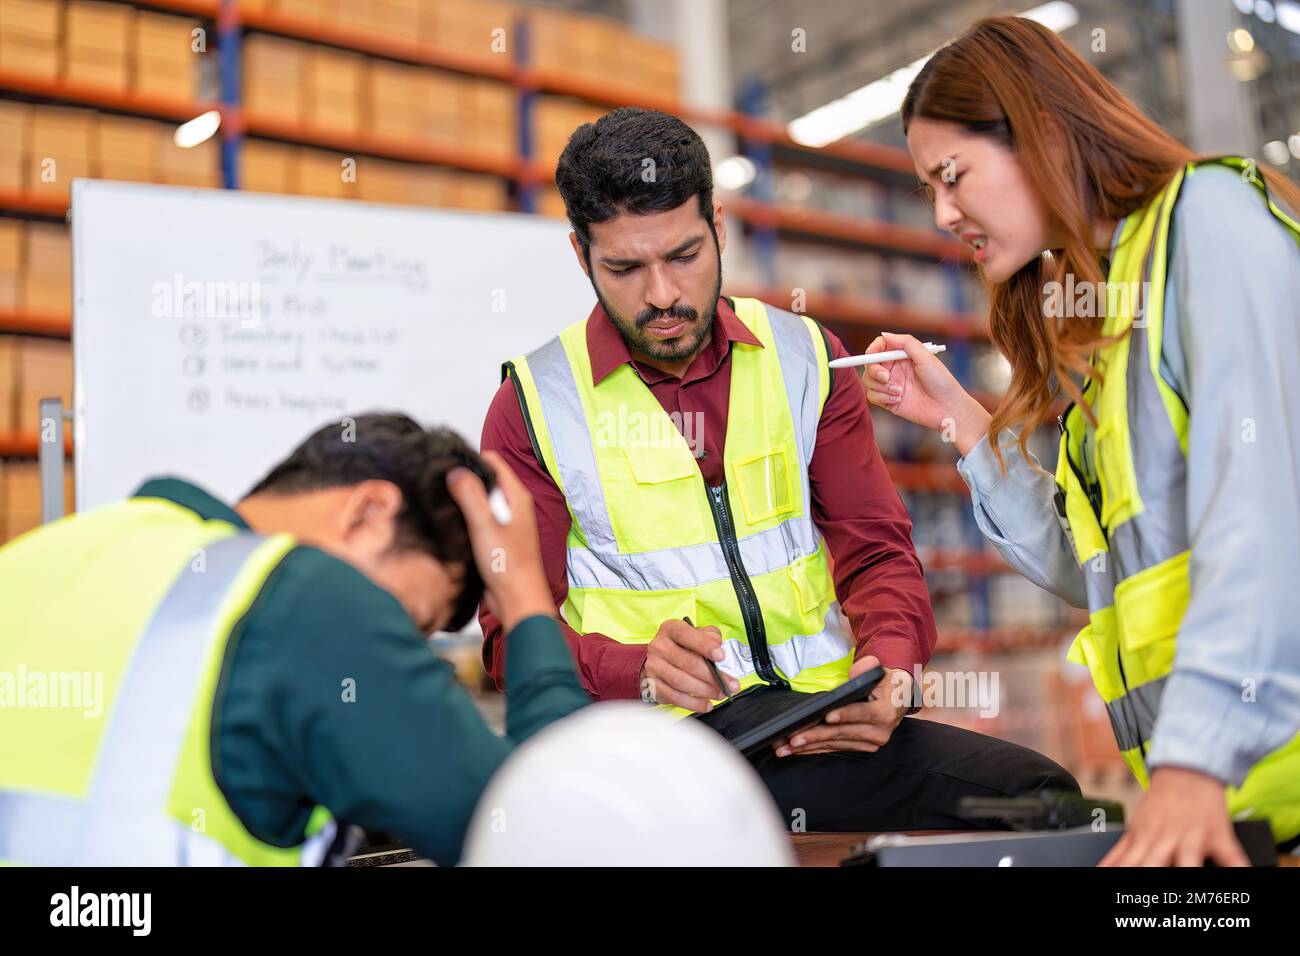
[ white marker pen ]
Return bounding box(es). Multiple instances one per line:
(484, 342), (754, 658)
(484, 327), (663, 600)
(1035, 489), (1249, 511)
(829, 342), (946, 369)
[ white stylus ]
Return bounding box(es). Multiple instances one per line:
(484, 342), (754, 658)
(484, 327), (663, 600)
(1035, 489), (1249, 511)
(828, 342), (946, 369)
(488, 487), (513, 526)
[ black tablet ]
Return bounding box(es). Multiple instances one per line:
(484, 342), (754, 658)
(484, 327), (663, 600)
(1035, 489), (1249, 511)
(724, 666), (886, 757)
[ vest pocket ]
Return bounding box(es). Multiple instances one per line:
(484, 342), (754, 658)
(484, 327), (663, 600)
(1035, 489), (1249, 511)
(1112, 551), (1188, 684)
(577, 588), (698, 643)
(733, 447), (795, 525)
(1067, 607), (1123, 702)
(621, 443), (697, 484)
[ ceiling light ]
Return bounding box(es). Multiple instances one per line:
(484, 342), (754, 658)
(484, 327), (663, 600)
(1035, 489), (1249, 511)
(174, 110), (221, 148)
(787, 2), (1078, 147)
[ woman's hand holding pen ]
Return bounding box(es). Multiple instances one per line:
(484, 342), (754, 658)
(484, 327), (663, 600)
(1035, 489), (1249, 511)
(861, 332), (992, 457)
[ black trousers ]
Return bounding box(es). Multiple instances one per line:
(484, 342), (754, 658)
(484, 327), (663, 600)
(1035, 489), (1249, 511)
(697, 687), (1080, 832)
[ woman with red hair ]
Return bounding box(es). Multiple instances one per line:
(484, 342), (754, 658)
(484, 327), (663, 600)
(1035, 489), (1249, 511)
(866, 15), (1300, 865)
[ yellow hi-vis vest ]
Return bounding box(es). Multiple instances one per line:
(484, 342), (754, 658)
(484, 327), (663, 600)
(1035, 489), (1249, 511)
(1055, 157), (1300, 842)
(504, 297), (854, 717)
(0, 497), (335, 865)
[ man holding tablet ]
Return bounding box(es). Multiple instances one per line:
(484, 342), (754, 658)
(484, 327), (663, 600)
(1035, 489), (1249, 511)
(478, 107), (1077, 831)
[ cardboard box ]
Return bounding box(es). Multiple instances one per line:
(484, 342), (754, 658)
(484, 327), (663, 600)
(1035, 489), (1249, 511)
(402, 165), (447, 207)
(135, 10), (198, 59)
(355, 157), (411, 205)
(0, 151), (22, 192)
(25, 221), (68, 275)
(134, 11), (201, 100)
(135, 55), (199, 102)
(30, 107), (94, 158)
(0, 0), (60, 38)
(159, 137), (220, 187)
(0, 335), (17, 431)
(0, 32), (60, 80)
(64, 49), (131, 91)
(424, 0), (515, 59)
(0, 100), (29, 193)
(27, 107), (93, 202)
(15, 336), (72, 434)
(303, 46), (363, 133)
(94, 115), (162, 182)
(133, 13), (201, 93)
(0, 218), (20, 271)
(244, 34), (304, 120)
(296, 148), (346, 198)
(21, 271), (70, 312)
(241, 138), (296, 193)
(0, 270), (18, 309)
(445, 171), (507, 212)
(65, 0), (135, 49)
(366, 60), (422, 139)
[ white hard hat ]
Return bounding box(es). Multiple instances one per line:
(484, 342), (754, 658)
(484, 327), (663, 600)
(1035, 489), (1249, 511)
(462, 702), (795, 866)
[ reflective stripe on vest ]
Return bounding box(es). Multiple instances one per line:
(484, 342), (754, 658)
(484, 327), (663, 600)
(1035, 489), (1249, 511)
(1056, 157), (1300, 841)
(0, 532), (335, 866)
(507, 298), (852, 704)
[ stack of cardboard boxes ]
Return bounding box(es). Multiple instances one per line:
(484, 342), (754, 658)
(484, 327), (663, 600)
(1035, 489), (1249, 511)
(241, 139), (507, 211)
(244, 33), (304, 120)
(10, 333), (70, 434)
(525, 6), (680, 95)
(28, 105), (93, 203)
(0, 218), (18, 309)
(239, 0), (679, 98)
(134, 10), (201, 102)
(63, 0), (133, 91)
(0, 0), (202, 99)
(303, 44), (363, 134)
(241, 137), (296, 193)
(95, 114), (162, 184)
(0, 0), (60, 81)
(419, 0), (513, 60)
(0, 100), (219, 198)
(0, 99), (22, 195)
(533, 96), (604, 171)
(22, 222), (69, 314)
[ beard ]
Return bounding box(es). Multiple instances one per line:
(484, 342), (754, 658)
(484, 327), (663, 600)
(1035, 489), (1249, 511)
(590, 237), (723, 363)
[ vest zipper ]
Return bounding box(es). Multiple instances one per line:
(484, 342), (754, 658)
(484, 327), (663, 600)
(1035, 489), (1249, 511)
(706, 482), (787, 687)
(1058, 407), (1102, 521)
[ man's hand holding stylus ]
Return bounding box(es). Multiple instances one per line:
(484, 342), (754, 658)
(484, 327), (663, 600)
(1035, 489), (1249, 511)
(640, 619), (741, 712)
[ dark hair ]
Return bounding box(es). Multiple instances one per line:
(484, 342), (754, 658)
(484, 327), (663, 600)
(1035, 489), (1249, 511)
(555, 106), (714, 251)
(246, 412), (487, 631)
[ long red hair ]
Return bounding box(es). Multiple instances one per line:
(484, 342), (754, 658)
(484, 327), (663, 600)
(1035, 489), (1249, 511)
(902, 16), (1300, 466)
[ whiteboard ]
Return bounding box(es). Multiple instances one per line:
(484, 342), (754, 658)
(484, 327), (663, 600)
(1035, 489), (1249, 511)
(71, 180), (593, 510)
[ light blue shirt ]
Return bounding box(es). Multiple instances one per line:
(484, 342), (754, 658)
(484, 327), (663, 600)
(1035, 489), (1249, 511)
(956, 164), (1300, 786)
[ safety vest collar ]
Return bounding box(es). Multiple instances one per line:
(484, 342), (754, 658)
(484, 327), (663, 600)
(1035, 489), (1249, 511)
(584, 295), (764, 387)
(133, 477), (250, 530)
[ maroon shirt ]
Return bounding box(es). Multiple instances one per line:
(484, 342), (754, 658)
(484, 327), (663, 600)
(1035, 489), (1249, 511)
(479, 296), (937, 698)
